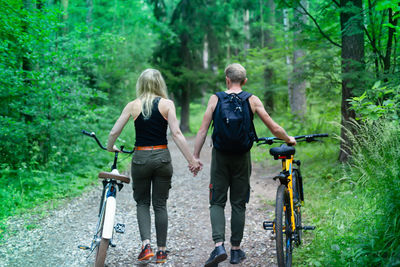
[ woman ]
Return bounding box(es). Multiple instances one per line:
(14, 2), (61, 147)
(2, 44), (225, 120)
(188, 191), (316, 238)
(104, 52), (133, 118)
(106, 69), (202, 263)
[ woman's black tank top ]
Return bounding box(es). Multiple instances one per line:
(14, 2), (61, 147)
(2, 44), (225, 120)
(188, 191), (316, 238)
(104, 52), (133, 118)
(134, 97), (168, 146)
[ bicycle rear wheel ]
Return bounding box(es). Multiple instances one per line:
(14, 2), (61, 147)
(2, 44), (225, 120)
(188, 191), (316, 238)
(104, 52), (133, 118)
(275, 185), (293, 267)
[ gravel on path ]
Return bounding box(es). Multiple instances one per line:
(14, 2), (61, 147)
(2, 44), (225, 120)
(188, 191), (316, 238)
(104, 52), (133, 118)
(0, 136), (280, 267)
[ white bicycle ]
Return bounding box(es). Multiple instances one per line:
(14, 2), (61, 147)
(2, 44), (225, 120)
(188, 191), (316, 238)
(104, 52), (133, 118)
(78, 130), (133, 267)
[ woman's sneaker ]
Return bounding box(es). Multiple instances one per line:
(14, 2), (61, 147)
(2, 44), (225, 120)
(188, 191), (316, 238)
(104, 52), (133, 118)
(156, 250), (168, 263)
(138, 244), (154, 261)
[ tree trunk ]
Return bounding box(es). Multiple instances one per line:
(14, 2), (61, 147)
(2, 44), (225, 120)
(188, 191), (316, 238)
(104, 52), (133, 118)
(61, 0), (69, 35)
(179, 32), (192, 133)
(244, 9), (250, 51)
(202, 34), (209, 106)
(383, 7), (399, 73)
(86, 0), (93, 38)
(263, 0), (276, 112)
(289, 0), (307, 118)
(259, 0), (264, 48)
(283, 8), (291, 65)
(338, 0), (365, 162)
(22, 0), (33, 84)
(180, 87), (191, 133)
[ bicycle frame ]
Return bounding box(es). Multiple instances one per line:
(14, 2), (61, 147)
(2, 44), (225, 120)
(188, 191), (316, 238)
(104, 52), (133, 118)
(280, 155), (296, 233)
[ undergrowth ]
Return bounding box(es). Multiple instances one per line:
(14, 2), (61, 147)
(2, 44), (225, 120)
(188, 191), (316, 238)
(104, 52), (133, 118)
(295, 120), (400, 266)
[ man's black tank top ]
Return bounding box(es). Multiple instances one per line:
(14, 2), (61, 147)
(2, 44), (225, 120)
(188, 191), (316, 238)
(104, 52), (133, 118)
(134, 97), (168, 146)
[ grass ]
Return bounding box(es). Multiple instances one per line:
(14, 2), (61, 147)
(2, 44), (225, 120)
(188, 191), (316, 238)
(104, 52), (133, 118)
(0, 116), (135, 240)
(291, 120), (400, 266)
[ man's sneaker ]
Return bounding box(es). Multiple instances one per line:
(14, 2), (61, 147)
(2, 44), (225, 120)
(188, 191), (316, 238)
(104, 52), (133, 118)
(230, 249), (246, 264)
(156, 250), (168, 264)
(204, 244), (227, 267)
(138, 244), (154, 261)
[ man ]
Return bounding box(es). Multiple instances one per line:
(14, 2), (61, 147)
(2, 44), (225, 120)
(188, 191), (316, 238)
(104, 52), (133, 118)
(193, 63), (296, 266)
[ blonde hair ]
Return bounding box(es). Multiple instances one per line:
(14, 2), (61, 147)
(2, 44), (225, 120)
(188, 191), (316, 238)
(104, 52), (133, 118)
(224, 63), (246, 84)
(136, 69), (168, 119)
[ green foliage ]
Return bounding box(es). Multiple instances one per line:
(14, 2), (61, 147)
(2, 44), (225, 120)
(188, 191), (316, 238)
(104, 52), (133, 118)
(349, 81), (400, 121)
(0, 0), (155, 237)
(295, 120), (400, 266)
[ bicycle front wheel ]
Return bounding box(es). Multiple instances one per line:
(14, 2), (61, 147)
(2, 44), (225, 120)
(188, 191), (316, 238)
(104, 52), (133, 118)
(275, 185), (293, 267)
(95, 238), (109, 267)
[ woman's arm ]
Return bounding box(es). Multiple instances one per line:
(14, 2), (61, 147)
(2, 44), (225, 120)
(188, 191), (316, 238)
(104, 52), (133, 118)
(166, 100), (198, 165)
(107, 103), (133, 151)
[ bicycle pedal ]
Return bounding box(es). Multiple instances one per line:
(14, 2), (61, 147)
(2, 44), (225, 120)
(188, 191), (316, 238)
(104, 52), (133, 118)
(115, 223), (125, 233)
(263, 220), (274, 230)
(302, 225), (316, 231)
(78, 245), (90, 250)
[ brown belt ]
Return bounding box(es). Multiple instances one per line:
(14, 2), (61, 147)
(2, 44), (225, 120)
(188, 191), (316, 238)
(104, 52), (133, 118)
(135, 145), (168, 151)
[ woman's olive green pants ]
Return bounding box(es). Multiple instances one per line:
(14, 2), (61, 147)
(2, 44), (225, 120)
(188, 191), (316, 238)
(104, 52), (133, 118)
(131, 149), (173, 247)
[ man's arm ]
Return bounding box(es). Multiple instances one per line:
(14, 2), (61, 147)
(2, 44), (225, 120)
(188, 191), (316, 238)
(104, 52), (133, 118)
(250, 95), (296, 145)
(193, 95), (218, 158)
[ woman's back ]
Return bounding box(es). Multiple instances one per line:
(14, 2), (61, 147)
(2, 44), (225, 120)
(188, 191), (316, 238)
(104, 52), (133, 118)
(134, 97), (168, 146)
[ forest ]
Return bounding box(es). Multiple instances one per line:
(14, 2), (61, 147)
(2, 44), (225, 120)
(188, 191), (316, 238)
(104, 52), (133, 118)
(0, 0), (399, 265)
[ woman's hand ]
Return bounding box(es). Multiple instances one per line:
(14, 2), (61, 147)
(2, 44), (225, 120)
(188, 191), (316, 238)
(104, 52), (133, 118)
(107, 145), (121, 152)
(189, 158), (203, 177)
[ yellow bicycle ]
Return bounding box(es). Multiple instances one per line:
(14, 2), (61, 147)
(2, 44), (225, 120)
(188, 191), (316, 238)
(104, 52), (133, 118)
(257, 134), (328, 267)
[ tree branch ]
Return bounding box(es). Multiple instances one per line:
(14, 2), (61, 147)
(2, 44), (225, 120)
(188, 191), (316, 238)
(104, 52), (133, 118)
(297, 1), (342, 48)
(331, 0), (340, 7)
(363, 25), (385, 62)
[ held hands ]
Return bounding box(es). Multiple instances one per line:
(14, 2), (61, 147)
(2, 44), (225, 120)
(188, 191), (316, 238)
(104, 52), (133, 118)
(189, 158), (203, 177)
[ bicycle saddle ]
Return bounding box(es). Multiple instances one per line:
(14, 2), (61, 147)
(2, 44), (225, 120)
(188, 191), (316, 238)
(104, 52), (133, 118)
(98, 170), (130, 184)
(270, 145), (296, 159)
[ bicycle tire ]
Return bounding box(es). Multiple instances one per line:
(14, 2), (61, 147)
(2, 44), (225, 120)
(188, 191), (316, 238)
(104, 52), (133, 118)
(95, 238), (109, 267)
(95, 201), (109, 267)
(292, 170), (302, 246)
(275, 185), (293, 267)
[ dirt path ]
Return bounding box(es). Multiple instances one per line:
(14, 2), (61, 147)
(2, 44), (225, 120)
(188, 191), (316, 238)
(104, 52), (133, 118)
(0, 136), (280, 267)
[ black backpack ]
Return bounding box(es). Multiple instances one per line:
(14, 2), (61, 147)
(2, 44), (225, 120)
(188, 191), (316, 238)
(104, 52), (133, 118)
(212, 91), (258, 153)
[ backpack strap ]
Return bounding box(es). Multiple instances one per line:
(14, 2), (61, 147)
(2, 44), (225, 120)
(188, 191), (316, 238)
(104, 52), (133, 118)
(239, 91), (259, 142)
(212, 92), (225, 128)
(238, 91), (252, 101)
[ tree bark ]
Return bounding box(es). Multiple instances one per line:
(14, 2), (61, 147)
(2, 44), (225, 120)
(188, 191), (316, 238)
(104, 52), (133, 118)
(179, 32), (192, 133)
(383, 7), (399, 73)
(180, 88), (191, 133)
(86, 0), (93, 38)
(244, 9), (250, 51)
(263, 0), (275, 111)
(61, 0), (69, 35)
(338, 0), (365, 162)
(289, 0), (307, 118)
(202, 34), (209, 106)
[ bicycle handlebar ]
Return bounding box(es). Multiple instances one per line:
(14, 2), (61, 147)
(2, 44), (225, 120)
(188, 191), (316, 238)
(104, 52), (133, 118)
(82, 130), (134, 154)
(257, 134), (329, 146)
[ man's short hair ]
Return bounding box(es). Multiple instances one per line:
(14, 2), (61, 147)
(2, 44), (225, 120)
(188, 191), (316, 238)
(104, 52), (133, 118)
(225, 63), (246, 84)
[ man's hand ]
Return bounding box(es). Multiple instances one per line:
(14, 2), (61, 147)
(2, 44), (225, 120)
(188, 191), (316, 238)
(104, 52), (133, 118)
(287, 136), (297, 146)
